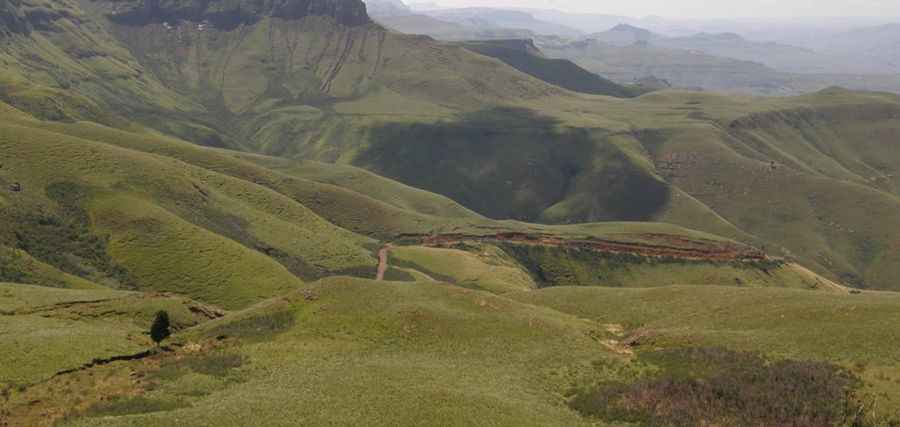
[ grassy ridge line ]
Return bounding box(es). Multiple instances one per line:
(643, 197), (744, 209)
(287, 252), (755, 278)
(389, 245), (538, 294)
(644, 115), (900, 289)
(54, 278), (900, 426)
(386, 243), (839, 294)
(90, 195), (304, 310)
(508, 285), (900, 362)
(237, 154), (483, 219)
(69, 277), (607, 426)
(2, 117), (481, 237)
(0, 120), (380, 308)
(4, 113), (744, 249)
(0, 246), (107, 290)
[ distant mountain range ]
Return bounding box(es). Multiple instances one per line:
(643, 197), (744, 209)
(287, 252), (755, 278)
(8, 0), (900, 424)
(363, 1), (900, 96)
(587, 23), (900, 75)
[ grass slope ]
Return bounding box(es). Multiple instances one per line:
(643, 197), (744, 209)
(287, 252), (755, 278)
(5, 0), (900, 291)
(3, 278), (889, 426)
(62, 278), (611, 426)
(0, 283), (215, 387)
(0, 112), (382, 308)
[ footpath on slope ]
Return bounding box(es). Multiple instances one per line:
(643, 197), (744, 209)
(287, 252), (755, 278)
(375, 244), (392, 281)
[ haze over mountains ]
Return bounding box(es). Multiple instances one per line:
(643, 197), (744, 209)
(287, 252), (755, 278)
(4, 0), (900, 424)
(368, 0), (900, 95)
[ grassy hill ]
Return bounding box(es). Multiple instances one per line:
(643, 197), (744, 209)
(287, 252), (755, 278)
(1, 0), (900, 292)
(2, 278), (896, 425)
(4, 0), (900, 424)
(0, 283), (221, 386)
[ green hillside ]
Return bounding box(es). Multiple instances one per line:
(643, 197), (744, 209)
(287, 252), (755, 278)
(1, 0), (895, 293)
(4, 0), (900, 424)
(3, 278), (896, 425)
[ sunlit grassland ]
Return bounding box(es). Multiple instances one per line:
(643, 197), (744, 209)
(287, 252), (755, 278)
(0, 283), (209, 386)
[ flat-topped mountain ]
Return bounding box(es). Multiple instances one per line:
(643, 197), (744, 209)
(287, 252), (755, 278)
(103, 0), (371, 27)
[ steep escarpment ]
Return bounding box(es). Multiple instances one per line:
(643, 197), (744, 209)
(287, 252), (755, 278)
(95, 0), (560, 152)
(104, 0), (370, 28)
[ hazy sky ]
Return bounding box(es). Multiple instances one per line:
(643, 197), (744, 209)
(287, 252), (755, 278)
(415, 0), (900, 19)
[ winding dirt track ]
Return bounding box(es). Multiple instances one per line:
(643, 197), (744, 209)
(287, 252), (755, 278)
(375, 244), (391, 281)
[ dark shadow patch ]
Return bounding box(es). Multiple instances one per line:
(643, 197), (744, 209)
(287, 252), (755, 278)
(163, 351), (245, 378)
(84, 396), (189, 417)
(358, 108), (670, 223)
(381, 268), (416, 282)
(203, 310), (295, 342)
(391, 258), (458, 284)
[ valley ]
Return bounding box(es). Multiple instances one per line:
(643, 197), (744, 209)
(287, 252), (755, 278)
(2, 0), (900, 425)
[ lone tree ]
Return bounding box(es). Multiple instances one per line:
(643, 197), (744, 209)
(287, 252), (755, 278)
(150, 310), (171, 348)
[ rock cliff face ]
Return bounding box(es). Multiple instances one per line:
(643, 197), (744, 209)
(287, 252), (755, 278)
(0, 0), (31, 36)
(106, 0), (370, 29)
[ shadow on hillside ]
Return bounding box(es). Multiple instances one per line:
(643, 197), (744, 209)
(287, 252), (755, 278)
(357, 107), (669, 223)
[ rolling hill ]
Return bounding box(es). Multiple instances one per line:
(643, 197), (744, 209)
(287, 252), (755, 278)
(3, 0), (900, 424)
(0, 0), (899, 292)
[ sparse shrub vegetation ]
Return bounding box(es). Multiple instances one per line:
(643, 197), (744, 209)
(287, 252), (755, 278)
(569, 347), (889, 427)
(182, 352), (245, 377)
(149, 351), (246, 384)
(0, 248), (26, 283)
(1, 182), (134, 287)
(204, 310), (295, 341)
(84, 396), (188, 417)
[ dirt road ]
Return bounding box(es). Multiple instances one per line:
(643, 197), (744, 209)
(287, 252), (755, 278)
(375, 244), (391, 281)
